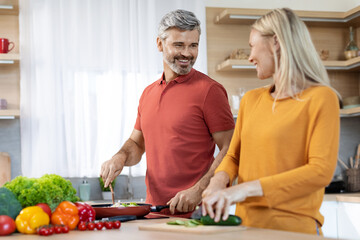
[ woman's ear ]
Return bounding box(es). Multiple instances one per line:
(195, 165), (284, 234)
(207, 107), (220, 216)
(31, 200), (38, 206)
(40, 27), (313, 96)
(273, 35), (280, 52)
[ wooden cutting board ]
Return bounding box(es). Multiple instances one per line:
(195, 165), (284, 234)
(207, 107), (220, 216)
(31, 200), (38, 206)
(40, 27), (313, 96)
(0, 152), (11, 186)
(139, 222), (246, 234)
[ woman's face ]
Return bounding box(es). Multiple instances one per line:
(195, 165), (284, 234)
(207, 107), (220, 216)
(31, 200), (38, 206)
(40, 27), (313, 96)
(248, 29), (275, 80)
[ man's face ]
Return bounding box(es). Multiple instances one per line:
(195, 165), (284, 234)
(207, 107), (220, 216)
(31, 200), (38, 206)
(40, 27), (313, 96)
(158, 28), (199, 75)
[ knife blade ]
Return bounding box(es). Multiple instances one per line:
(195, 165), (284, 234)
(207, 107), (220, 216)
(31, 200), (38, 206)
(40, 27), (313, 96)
(191, 206), (202, 220)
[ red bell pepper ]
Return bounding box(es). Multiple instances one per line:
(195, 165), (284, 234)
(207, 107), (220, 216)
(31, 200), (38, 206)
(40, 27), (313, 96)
(75, 202), (96, 223)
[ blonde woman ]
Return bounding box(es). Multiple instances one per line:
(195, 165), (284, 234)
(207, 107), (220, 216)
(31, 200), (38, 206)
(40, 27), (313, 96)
(202, 8), (340, 235)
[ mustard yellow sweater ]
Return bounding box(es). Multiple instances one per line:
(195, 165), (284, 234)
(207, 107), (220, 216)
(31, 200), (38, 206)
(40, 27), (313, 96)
(216, 86), (340, 234)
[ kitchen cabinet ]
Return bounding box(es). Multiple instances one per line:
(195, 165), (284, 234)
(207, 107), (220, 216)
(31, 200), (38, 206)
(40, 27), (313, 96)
(0, 0), (20, 119)
(321, 193), (360, 240)
(206, 7), (360, 116)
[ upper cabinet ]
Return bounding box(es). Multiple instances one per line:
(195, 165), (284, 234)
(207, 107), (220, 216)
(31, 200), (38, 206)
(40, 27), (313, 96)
(206, 7), (360, 116)
(0, 0), (20, 119)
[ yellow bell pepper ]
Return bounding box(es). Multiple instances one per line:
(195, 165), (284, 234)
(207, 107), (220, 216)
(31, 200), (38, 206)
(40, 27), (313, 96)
(15, 206), (50, 234)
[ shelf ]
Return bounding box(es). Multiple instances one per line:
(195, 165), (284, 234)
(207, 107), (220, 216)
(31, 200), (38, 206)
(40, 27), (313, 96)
(216, 57), (360, 72)
(216, 59), (255, 71)
(0, 1), (19, 15)
(0, 53), (20, 64)
(215, 7), (360, 27)
(340, 106), (360, 117)
(0, 109), (19, 119)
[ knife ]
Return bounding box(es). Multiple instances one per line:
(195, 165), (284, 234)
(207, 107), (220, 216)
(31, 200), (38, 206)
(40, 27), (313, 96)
(190, 205), (203, 220)
(101, 215), (137, 222)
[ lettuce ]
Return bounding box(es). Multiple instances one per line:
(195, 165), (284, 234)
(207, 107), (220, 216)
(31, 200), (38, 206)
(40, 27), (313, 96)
(4, 174), (79, 211)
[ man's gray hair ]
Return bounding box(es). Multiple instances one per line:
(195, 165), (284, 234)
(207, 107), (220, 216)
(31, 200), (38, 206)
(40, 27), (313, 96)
(158, 9), (201, 40)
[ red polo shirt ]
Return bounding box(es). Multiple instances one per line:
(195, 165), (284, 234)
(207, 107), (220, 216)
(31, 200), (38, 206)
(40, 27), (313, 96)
(134, 68), (234, 205)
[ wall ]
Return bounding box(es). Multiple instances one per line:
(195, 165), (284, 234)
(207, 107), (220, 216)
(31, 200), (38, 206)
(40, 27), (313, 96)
(205, 0), (360, 11)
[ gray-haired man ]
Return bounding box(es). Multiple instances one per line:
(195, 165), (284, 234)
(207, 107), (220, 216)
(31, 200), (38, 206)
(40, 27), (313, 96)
(100, 9), (234, 217)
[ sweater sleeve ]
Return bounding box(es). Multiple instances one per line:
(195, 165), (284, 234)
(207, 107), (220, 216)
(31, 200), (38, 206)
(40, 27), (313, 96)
(215, 93), (247, 184)
(260, 88), (340, 207)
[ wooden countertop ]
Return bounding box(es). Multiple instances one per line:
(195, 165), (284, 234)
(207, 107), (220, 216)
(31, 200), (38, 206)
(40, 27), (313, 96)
(324, 193), (360, 202)
(1, 218), (335, 240)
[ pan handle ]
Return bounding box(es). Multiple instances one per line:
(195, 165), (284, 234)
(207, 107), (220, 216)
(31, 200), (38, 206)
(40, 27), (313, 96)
(150, 205), (169, 212)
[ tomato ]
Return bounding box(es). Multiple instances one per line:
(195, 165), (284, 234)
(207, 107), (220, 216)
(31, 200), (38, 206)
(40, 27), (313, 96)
(0, 215), (16, 236)
(87, 222), (95, 230)
(47, 225), (54, 235)
(61, 225), (69, 233)
(104, 221), (113, 229)
(36, 203), (52, 218)
(54, 225), (62, 234)
(78, 222), (87, 231)
(95, 221), (104, 230)
(39, 227), (49, 236)
(112, 220), (121, 229)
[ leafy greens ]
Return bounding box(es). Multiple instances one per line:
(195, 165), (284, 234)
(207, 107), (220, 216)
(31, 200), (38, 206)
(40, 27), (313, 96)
(4, 174), (79, 211)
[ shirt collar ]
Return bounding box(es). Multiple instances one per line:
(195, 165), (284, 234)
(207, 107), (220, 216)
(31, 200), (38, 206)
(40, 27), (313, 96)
(158, 68), (196, 85)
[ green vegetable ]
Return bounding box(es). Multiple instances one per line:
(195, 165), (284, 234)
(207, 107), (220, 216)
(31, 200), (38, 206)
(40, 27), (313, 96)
(201, 215), (242, 226)
(167, 219), (202, 227)
(4, 174), (79, 211)
(0, 187), (22, 219)
(121, 202), (139, 207)
(99, 177), (116, 192)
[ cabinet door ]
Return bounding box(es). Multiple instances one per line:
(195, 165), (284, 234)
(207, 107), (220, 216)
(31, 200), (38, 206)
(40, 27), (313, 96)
(337, 202), (360, 240)
(320, 201), (338, 239)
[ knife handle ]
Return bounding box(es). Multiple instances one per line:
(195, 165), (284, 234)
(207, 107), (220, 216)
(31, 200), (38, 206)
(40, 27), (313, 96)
(151, 205), (170, 212)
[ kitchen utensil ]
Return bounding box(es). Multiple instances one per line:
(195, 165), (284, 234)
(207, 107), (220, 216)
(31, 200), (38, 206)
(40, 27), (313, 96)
(0, 152), (11, 186)
(92, 203), (169, 219)
(338, 157), (349, 170)
(139, 221), (246, 234)
(101, 215), (137, 222)
(190, 206), (202, 220)
(109, 184), (115, 205)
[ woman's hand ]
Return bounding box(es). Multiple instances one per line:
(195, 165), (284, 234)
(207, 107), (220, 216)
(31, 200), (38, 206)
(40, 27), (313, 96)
(202, 180), (263, 222)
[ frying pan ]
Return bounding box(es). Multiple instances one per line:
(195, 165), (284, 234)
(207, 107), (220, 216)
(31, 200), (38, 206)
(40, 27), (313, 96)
(92, 203), (169, 219)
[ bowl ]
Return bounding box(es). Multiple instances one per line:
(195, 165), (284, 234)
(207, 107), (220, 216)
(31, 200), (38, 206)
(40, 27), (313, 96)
(342, 96), (360, 109)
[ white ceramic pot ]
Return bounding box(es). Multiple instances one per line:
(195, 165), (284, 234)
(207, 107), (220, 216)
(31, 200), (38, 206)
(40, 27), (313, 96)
(102, 191), (112, 200)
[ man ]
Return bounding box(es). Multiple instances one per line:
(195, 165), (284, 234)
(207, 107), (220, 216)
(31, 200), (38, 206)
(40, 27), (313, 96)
(100, 9), (234, 215)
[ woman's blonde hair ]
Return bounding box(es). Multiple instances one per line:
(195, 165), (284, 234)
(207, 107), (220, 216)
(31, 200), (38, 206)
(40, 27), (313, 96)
(252, 8), (339, 102)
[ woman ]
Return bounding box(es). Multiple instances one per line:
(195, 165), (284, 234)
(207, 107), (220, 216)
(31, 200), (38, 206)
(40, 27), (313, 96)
(202, 8), (340, 235)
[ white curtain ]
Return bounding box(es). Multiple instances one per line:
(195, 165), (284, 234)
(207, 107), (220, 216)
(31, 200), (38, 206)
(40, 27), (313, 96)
(19, 0), (207, 178)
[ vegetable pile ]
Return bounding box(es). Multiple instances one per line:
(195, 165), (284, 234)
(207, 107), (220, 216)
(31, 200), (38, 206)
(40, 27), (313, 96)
(0, 187), (22, 219)
(4, 174), (79, 211)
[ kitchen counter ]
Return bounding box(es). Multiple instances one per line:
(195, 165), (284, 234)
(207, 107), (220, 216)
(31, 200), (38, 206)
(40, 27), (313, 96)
(1, 218), (336, 240)
(324, 193), (360, 202)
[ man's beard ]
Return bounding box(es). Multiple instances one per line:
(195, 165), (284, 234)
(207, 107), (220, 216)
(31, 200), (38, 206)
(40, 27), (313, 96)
(164, 55), (195, 75)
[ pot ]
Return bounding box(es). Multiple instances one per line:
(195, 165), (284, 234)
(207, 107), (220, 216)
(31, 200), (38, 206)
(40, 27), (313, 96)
(92, 203), (169, 219)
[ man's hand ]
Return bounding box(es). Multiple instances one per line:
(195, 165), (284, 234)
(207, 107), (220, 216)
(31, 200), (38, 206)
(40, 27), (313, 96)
(100, 156), (125, 188)
(202, 171), (229, 198)
(100, 129), (145, 188)
(167, 186), (202, 214)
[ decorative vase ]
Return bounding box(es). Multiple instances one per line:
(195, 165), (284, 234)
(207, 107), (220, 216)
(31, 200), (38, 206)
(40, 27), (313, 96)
(344, 26), (359, 60)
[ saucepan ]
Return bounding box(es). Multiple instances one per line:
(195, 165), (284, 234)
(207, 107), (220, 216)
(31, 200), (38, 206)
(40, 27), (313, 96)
(92, 203), (169, 219)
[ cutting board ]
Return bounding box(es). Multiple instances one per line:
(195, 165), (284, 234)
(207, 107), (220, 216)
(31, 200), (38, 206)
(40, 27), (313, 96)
(0, 152), (11, 186)
(139, 222), (246, 234)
